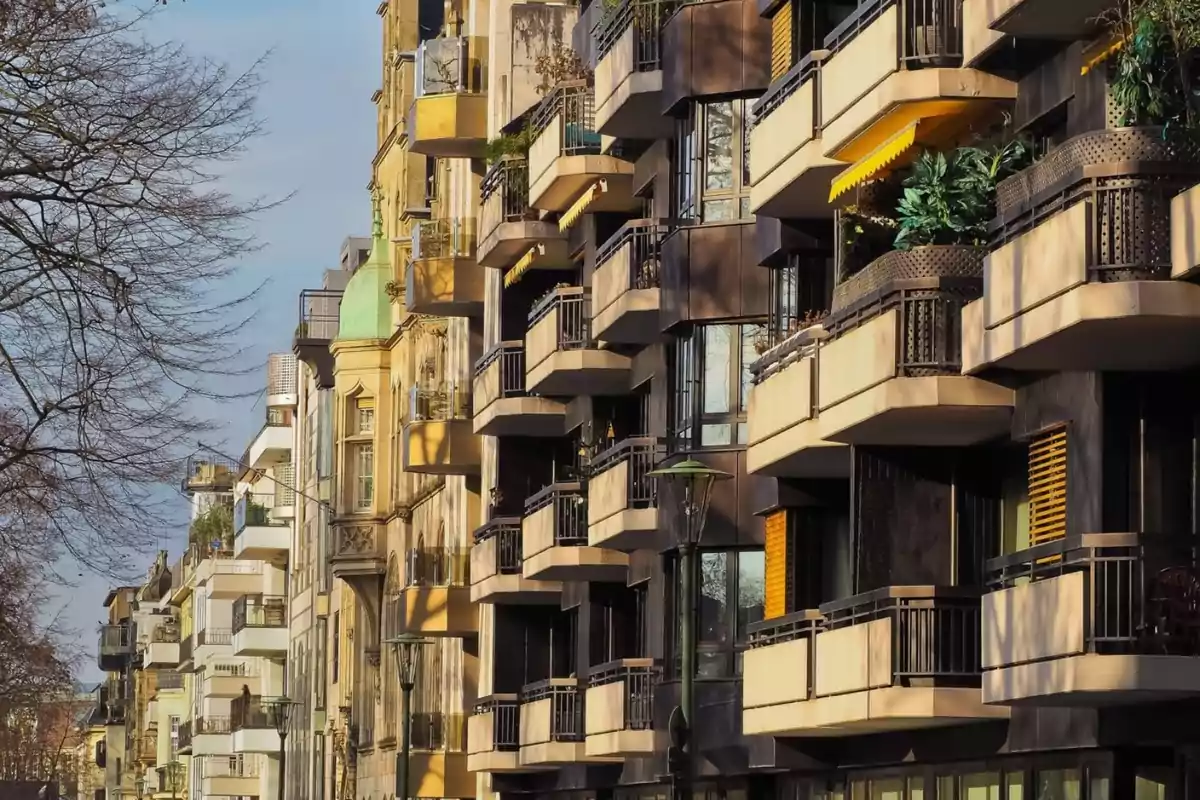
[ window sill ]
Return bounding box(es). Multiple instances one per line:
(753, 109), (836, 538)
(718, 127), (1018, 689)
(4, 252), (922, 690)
(378, 736), (397, 751)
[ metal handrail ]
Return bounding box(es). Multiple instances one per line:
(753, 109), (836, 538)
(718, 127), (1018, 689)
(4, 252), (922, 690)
(595, 219), (668, 292)
(530, 81), (600, 156)
(473, 341), (526, 397)
(232, 594), (288, 632)
(589, 437), (659, 510)
(472, 516), (523, 574)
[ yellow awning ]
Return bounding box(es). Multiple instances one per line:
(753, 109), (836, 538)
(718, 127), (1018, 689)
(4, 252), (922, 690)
(828, 122), (919, 202)
(504, 244), (543, 288)
(558, 179), (606, 232)
(1081, 31), (1127, 75)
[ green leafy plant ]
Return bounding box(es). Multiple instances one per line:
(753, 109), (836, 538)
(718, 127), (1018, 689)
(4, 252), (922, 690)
(1108, 1), (1200, 129)
(485, 128), (534, 164)
(188, 502), (233, 549)
(245, 500), (270, 527)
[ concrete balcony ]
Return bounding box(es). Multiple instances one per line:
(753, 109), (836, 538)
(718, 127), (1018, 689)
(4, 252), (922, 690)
(231, 594), (288, 658)
(404, 548), (476, 636)
(747, 246), (1011, 477)
(591, 220), (666, 345)
(743, 589), (1007, 737)
(584, 659), (657, 757)
(190, 717), (233, 757)
(473, 342), (567, 437)
(200, 755), (260, 798)
(467, 695), (532, 773)
(231, 695), (281, 754)
(519, 679), (589, 766)
(403, 383), (480, 476)
(470, 516), (561, 605)
(478, 157), (570, 270)
(963, 127), (1200, 374)
(522, 482), (627, 583)
(193, 628), (233, 665)
(527, 81), (636, 212)
(202, 662), (260, 698)
(195, 557), (264, 600)
(593, 0), (673, 139)
(982, 533), (1200, 706)
(405, 219), (484, 317)
(143, 627), (181, 669)
(246, 420), (291, 470)
(408, 37), (488, 158)
(233, 492), (291, 561)
(525, 287), (632, 396)
(969, 0), (1110, 40)
(586, 437), (662, 551)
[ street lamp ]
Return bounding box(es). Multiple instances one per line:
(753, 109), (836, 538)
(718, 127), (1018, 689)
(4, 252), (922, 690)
(264, 696), (296, 800)
(647, 459), (731, 800)
(385, 633), (433, 800)
(134, 776), (145, 800)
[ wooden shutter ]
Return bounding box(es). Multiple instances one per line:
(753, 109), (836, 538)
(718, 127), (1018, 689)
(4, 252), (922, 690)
(1028, 426), (1068, 545)
(770, 1), (793, 82)
(764, 509), (788, 619)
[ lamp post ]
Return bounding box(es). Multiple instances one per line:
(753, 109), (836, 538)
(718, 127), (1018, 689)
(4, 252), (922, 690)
(264, 697), (296, 800)
(135, 776), (145, 800)
(385, 633), (433, 800)
(647, 459), (731, 800)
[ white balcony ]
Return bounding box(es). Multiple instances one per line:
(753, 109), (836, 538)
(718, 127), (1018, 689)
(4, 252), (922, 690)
(246, 422), (292, 470)
(142, 641), (180, 669)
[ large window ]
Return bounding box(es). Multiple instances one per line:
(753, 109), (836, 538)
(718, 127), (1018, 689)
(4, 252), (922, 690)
(352, 443), (374, 510)
(673, 100), (753, 223)
(769, 253), (833, 342)
(669, 549), (765, 678)
(669, 323), (765, 451)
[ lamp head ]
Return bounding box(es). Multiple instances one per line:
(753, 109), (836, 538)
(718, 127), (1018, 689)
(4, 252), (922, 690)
(647, 458), (732, 549)
(385, 633), (433, 691)
(263, 696), (296, 737)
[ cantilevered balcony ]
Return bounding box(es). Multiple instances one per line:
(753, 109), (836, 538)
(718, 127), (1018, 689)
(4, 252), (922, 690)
(143, 625), (181, 669)
(522, 482), (627, 582)
(231, 695), (281, 754)
(233, 491), (291, 561)
(747, 246), (1011, 477)
(97, 624), (134, 671)
(404, 547), (476, 636)
(587, 438), (661, 551)
(527, 81), (636, 213)
(405, 219), (484, 317)
(478, 158), (569, 270)
(982, 533), (1200, 706)
(743, 589), (1007, 737)
(591, 220), (666, 344)
(190, 716), (233, 757)
(584, 659), (656, 757)
(231, 594), (288, 658)
(293, 288), (341, 389)
(593, 0), (674, 139)
(470, 516), (561, 604)
(203, 661), (261, 698)
(194, 555), (264, 600)
(193, 627), (233, 665)
(200, 755), (260, 798)
(245, 416), (292, 471)
(968, 0), (1110, 40)
(468, 695), (530, 773)
(963, 127), (1200, 374)
(473, 343), (567, 436)
(330, 521), (387, 586)
(407, 37), (488, 158)
(526, 287), (632, 396)
(519, 679), (589, 766)
(403, 382), (479, 475)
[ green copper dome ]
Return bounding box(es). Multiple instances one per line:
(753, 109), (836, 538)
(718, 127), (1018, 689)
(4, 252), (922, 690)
(336, 198), (392, 342)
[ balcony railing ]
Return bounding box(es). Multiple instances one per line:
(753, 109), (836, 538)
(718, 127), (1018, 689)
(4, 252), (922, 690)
(411, 712), (468, 751)
(595, 219), (666, 291)
(521, 679), (583, 742)
(98, 624), (133, 656)
(297, 289), (342, 341)
(407, 382), (471, 423)
(474, 342), (526, 397)
(475, 694), (520, 751)
(525, 481), (588, 547)
(156, 671), (184, 690)
(234, 492), (286, 533)
(406, 547), (470, 587)
(825, 0), (962, 65)
(528, 286), (593, 351)
(196, 715), (233, 735)
(150, 624), (180, 644)
(481, 157), (532, 223)
(473, 516), (523, 574)
(752, 53), (821, 128)
(986, 532), (1200, 656)
(589, 437), (658, 509)
(196, 628), (233, 646)
(587, 659), (655, 730)
(415, 36), (483, 97)
(531, 81), (601, 158)
(231, 695), (274, 732)
(202, 754), (260, 778)
(594, 0), (676, 71)
(232, 594), (288, 633)
(411, 218), (473, 261)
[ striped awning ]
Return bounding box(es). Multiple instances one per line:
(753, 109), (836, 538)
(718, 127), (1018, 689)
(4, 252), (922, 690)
(1080, 30), (1127, 76)
(558, 179), (607, 232)
(504, 243), (544, 288)
(828, 122), (920, 202)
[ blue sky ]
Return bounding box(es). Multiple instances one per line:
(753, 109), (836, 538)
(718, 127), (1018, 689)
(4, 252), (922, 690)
(65, 0), (378, 683)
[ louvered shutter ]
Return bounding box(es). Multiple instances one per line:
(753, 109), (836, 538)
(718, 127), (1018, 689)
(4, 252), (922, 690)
(770, 1), (793, 81)
(1028, 426), (1068, 545)
(764, 509), (788, 619)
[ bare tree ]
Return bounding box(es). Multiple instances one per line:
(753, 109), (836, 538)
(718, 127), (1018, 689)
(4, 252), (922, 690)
(0, 559), (75, 711)
(0, 0), (273, 575)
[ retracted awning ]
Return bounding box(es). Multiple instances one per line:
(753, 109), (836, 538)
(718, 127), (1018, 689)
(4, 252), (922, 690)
(504, 243), (544, 288)
(558, 180), (607, 232)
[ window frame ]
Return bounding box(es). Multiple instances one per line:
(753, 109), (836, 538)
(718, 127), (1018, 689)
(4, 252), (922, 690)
(673, 100), (753, 223)
(668, 322), (766, 453)
(667, 547), (766, 680)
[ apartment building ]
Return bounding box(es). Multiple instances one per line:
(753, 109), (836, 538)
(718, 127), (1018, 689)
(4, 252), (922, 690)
(459, 0), (1200, 798)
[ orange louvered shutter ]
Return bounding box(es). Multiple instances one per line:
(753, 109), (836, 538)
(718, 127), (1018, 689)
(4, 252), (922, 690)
(770, 2), (793, 81)
(1028, 426), (1068, 545)
(764, 509), (788, 619)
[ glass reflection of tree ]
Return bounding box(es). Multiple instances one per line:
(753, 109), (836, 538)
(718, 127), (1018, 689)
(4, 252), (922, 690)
(698, 552), (728, 645)
(703, 103), (734, 192)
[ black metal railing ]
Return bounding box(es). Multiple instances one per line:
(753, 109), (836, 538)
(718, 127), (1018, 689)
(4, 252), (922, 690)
(234, 491), (285, 533)
(819, 587), (982, 687)
(195, 715), (232, 735)
(406, 547), (470, 587)
(746, 609), (824, 648)
(528, 287), (593, 351)
(407, 382), (471, 423)
(824, 0), (962, 65)
(196, 627), (233, 646)
(521, 679), (584, 742)
(411, 712), (468, 752)
(297, 289), (342, 341)
(474, 341), (526, 398)
(588, 659), (656, 730)
(481, 157), (532, 222)
(473, 516), (524, 574)
(230, 695), (274, 732)
(232, 594), (288, 633)
(155, 671), (184, 690)
(986, 532), (1200, 657)
(596, 220), (667, 291)
(525, 481), (588, 547)
(594, 0), (676, 70)
(589, 437), (659, 510)
(475, 694), (520, 751)
(752, 52), (821, 126)
(530, 81), (601, 157)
